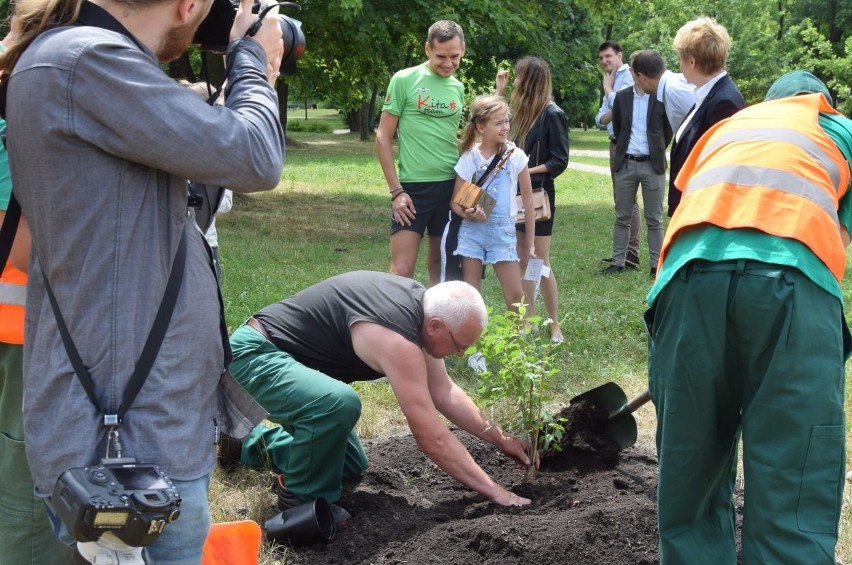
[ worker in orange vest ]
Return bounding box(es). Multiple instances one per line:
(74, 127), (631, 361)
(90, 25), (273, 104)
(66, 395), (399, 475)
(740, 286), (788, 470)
(646, 70), (852, 564)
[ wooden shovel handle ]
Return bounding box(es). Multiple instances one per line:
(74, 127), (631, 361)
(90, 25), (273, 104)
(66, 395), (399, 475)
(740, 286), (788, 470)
(625, 390), (652, 414)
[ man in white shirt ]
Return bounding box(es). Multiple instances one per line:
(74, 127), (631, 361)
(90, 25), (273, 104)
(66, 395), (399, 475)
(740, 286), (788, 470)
(630, 50), (696, 133)
(595, 40), (641, 269)
(597, 59), (673, 279)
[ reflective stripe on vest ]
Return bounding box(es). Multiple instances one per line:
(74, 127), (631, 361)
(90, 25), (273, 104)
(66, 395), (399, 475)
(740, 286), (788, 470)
(702, 128), (844, 190)
(661, 94), (850, 281)
(685, 165), (840, 229)
(0, 281), (26, 306)
(0, 261), (27, 345)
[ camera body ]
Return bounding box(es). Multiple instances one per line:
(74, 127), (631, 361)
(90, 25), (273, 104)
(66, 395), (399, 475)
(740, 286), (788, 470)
(52, 458), (181, 547)
(193, 0), (306, 75)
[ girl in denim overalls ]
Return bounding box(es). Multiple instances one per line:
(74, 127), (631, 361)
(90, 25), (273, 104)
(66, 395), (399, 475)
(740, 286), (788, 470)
(450, 94), (536, 314)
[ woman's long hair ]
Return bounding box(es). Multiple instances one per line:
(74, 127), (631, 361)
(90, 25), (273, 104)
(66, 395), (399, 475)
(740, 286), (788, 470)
(0, 0), (84, 74)
(508, 56), (553, 148)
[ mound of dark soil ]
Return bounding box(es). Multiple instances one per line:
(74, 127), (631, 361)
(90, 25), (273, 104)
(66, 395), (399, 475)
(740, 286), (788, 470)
(285, 403), (662, 565)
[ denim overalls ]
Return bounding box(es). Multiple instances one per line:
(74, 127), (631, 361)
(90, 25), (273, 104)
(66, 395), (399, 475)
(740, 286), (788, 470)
(455, 149), (519, 264)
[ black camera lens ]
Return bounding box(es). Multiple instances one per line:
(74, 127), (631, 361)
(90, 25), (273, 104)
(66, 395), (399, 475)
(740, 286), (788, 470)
(193, 0), (306, 75)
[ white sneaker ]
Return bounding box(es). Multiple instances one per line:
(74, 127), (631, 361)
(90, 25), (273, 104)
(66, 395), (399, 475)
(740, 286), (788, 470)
(468, 352), (487, 373)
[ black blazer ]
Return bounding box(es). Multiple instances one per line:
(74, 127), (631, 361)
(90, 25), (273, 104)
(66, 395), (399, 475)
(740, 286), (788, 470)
(522, 102), (569, 192)
(667, 74), (745, 216)
(612, 86), (672, 175)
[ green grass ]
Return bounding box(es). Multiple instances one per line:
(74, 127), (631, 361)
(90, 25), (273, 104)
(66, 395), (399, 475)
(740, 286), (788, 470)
(214, 129), (852, 564)
(569, 128), (610, 151)
(284, 108), (343, 122)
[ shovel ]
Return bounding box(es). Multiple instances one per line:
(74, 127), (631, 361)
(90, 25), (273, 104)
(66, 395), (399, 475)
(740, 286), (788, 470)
(568, 383), (652, 450)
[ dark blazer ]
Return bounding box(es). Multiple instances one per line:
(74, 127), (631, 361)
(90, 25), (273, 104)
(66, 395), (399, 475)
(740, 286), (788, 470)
(612, 86), (672, 175)
(667, 74), (745, 216)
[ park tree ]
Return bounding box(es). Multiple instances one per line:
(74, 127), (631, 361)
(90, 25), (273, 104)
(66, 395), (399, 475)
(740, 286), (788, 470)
(591, 0), (849, 110)
(292, 0), (600, 137)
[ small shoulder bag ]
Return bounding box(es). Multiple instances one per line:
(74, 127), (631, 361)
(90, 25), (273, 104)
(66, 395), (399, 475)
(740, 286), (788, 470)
(515, 117), (553, 224)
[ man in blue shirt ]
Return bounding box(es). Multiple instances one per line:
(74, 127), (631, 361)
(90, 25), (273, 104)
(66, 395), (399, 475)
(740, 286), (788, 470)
(597, 53), (673, 278)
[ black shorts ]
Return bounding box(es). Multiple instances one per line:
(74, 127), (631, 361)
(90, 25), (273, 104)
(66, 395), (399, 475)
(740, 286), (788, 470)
(516, 184), (556, 237)
(390, 179), (455, 237)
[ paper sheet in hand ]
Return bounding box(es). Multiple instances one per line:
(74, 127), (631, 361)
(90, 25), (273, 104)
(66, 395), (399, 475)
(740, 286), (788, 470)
(523, 257), (544, 282)
(524, 257), (544, 302)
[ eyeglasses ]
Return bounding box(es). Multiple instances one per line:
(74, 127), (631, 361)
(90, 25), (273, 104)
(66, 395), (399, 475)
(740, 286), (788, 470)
(444, 324), (467, 355)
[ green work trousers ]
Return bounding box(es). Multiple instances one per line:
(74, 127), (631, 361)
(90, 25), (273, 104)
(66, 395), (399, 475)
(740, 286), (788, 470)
(647, 260), (847, 565)
(0, 343), (73, 564)
(229, 325), (368, 503)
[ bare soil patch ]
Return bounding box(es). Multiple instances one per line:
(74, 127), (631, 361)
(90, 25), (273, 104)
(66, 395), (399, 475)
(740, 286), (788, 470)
(283, 404), (662, 565)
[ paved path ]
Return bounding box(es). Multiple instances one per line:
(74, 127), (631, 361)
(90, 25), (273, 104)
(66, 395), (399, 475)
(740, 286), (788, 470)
(571, 149), (609, 158)
(568, 162), (610, 175)
(569, 149), (609, 175)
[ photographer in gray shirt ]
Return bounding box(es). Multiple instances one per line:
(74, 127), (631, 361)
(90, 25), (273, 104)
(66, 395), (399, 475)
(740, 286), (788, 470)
(0, 0), (284, 561)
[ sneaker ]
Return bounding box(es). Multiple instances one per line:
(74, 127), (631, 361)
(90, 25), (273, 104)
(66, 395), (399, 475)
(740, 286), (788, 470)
(273, 475), (352, 531)
(595, 264), (625, 275)
(467, 351), (487, 373)
(601, 256), (638, 269)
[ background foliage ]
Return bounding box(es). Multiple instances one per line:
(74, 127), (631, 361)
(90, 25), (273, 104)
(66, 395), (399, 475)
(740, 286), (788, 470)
(0, 0), (848, 120)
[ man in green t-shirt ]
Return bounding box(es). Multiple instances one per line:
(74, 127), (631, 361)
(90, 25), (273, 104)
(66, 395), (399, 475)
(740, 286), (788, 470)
(376, 20), (465, 286)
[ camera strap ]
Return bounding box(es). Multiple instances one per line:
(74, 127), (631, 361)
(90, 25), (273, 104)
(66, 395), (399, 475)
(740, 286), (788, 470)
(476, 147), (514, 190)
(42, 228), (187, 441)
(473, 152), (503, 188)
(75, 1), (147, 52)
(0, 192), (20, 272)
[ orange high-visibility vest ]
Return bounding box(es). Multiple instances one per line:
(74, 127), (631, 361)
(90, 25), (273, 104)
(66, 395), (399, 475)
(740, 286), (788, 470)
(662, 93), (850, 281)
(0, 260), (25, 345)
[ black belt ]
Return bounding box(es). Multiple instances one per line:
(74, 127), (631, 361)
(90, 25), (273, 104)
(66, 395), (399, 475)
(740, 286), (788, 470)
(684, 259), (794, 279)
(625, 154), (650, 162)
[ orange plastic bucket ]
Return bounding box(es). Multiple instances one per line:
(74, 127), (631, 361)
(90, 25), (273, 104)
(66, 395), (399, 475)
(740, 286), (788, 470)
(201, 520), (262, 565)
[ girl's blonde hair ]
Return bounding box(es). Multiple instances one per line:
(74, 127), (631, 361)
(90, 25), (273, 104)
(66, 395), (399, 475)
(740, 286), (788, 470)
(458, 94), (510, 153)
(508, 56), (553, 148)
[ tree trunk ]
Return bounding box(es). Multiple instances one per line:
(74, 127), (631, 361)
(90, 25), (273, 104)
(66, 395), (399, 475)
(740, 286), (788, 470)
(346, 110), (359, 132)
(358, 101), (370, 141)
(366, 86), (379, 137)
(276, 80), (289, 134)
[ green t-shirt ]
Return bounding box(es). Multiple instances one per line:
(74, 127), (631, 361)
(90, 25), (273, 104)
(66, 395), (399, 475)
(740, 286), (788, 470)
(648, 112), (852, 306)
(382, 62), (464, 182)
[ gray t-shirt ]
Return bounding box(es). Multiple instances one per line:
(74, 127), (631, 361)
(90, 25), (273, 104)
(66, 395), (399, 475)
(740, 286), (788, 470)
(255, 271), (425, 383)
(8, 23), (282, 494)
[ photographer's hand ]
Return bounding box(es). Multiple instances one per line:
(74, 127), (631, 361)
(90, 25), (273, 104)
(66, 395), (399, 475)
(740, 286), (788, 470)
(231, 0), (284, 84)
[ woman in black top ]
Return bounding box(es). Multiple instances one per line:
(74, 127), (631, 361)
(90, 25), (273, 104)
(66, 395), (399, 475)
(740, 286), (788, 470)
(496, 57), (569, 342)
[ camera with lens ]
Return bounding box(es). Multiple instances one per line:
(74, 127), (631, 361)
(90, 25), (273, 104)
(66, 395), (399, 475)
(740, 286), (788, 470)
(52, 458), (181, 547)
(193, 0), (306, 75)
